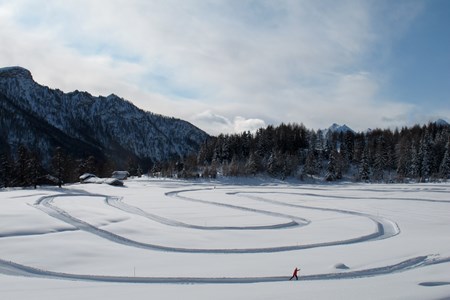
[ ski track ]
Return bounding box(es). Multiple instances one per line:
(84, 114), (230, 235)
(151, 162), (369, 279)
(0, 228), (78, 239)
(105, 196), (300, 230)
(30, 189), (399, 253)
(0, 185), (448, 284)
(227, 189), (450, 204)
(166, 189), (399, 244)
(0, 255), (449, 284)
(226, 191), (400, 240)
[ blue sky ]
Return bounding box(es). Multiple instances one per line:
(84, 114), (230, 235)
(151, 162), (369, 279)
(385, 0), (449, 108)
(0, 0), (448, 135)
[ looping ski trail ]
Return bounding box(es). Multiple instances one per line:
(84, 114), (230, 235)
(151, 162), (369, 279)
(167, 188), (400, 245)
(1, 255), (449, 284)
(31, 188), (399, 254)
(0, 184), (448, 285)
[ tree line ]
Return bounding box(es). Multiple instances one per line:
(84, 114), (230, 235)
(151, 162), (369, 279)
(160, 122), (450, 183)
(1, 122), (449, 188)
(0, 145), (145, 188)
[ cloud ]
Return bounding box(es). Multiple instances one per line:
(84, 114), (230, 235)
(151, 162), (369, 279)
(193, 111), (266, 135)
(0, 0), (442, 134)
(193, 110), (231, 126)
(233, 116), (266, 133)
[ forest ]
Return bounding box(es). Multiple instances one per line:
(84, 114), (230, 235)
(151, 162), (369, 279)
(1, 122), (449, 188)
(156, 122), (450, 183)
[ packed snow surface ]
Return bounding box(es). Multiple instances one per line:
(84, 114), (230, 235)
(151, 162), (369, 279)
(0, 178), (449, 300)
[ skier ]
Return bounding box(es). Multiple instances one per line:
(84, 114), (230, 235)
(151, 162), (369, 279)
(289, 267), (300, 280)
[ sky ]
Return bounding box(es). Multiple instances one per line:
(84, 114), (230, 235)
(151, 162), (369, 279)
(0, 0), (449, 135)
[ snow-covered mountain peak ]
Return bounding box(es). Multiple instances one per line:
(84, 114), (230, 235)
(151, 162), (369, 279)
(327, 123), (355, 134)
(435, 119), (449, 126)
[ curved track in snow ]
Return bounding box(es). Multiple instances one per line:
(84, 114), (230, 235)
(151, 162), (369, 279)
(31, 188), (399, 253)
(105, 196), (300, 230)
(166, 189), (400, 244)
(227, 191), (400, 240)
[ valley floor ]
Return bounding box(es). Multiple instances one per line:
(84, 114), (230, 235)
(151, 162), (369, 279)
(1, 178), (449, 299)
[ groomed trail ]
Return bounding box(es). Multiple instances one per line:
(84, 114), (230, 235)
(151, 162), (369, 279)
(0, 183), (449, 285)
(1, 255), (449, 284)
(106, 195), (301, 230)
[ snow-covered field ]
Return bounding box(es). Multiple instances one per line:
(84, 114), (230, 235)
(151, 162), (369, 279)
(1, 178), (449, 300)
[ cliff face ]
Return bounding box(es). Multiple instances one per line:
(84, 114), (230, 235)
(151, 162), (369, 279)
(0, 66), (208, 168)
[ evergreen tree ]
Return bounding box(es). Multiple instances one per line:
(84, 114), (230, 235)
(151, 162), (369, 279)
(86, 156), (97, 174)
(220, 135), (231, 163)
(409, 144), (421, 180)
(353, 133), (366, 165)
(419, 131), (432, 181)
(338, 137), (350, 174)
(281, 154), (298, 180)
(359, 145), (371, 182)
(239, 131), (252, 159)
(304, 150), (317, 178)
(440, 140), (450, 180)
(396, 135), (411, 181)
(325, 149), (340, 181)
(209, 160), (218, 178)
(245, 153), (259, 176)
(52, 147), (65, 188)
(344, 131), (355, 163)
(267, 151), (282, 177)
(373, 137), (387, 182)
(0, 152), (12, 188)
(28, 151), (41, 189)
(17, 144), (31, 186)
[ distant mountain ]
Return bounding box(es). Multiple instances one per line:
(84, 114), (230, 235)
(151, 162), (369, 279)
(326, 123), (355, 134)
(435, 119), (449, 126)
(0, 66), (209, 169)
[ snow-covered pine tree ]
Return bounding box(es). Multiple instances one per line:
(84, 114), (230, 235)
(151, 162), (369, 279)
(304, 150), (317, 177)
(245, 153), (259, 176)
(359, 145), (371, 182)
(419, 131), (433, 181)
(373, 136), (387, 182)
(409, 144), (421, 180)
(325, 149), (339, 181)
(395, 134), (411, 181)
(440, 140), (450, 180)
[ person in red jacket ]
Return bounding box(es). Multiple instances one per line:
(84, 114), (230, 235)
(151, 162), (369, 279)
(289, 267), (300, 280)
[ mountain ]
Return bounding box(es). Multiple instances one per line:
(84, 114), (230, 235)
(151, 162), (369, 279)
(0, 66), (208, 170)
(326, 123), (355, 134)
(435, 119), (449, 126)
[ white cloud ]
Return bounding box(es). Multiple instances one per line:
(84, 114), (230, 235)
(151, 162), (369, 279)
(193, 110), (231, 126)
(192, 111), (266, 135)
(233, 116), (266, 134)
(0, 0), (440, 134)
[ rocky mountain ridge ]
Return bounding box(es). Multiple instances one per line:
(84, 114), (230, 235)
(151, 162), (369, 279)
(0, 66), (208, 169)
